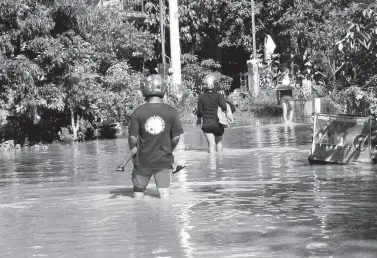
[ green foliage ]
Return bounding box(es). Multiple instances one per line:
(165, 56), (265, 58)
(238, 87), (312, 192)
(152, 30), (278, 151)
(84, 7), (154, 72)
(60, 127), (73, 143)
(100, 62), (145, 124)
(248, 89), (282, 117)
(1, 114), (60, 145)
(142, 0), (376, 118)
(98, 125), (118, 139)
(165, 79), (198, 116)
(176, 0), (263, 52)
(181, 54), (233, 94)
(1, 0), (377, 139)
(328, 85), (375, 116)
(335, 2), (377, 85)
(143, 0), (264, 75)
(0, 0), (154, 142)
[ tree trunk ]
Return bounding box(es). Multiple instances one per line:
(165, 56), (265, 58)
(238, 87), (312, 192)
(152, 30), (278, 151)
(70, 108), (80, 141)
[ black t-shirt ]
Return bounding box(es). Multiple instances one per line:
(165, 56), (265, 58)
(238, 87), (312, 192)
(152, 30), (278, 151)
(129, 103), (184, 169)
(197, 91), (227, 120)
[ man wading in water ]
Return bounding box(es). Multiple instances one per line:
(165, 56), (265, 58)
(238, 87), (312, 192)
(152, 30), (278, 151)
(126, 74), (184, 199)
(276, 64), (295, 124)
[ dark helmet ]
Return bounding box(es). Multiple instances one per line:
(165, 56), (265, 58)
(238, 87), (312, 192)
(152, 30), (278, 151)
(141, 74), (166, 98)
(202, 72), (221, 90)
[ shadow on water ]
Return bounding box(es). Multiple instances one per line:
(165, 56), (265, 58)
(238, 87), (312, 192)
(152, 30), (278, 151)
(1, 116), (377, 257)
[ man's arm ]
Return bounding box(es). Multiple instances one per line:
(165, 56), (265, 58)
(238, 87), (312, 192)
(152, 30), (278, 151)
(128, 136), (138, 150)
(171, 136), (180, 152)
(117, 110), (139, 171)
(128, 111), (139, 149)
(171, 109), (184, 150)
(117, 146), (137, 169)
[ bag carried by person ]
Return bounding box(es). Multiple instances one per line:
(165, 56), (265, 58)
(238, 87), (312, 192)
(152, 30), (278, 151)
(218, 103), (233, 128)
(226, 99), (236, 113)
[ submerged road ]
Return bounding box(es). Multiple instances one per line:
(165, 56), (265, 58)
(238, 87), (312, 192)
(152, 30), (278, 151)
(1, 123), (377, 257)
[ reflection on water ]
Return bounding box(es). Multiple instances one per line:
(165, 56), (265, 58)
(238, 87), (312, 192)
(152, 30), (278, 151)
(1, 122), (377, 257)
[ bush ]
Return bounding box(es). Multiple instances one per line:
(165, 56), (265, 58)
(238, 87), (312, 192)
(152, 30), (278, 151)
(328, 85), (376, 116)
(59, 127), (74, 144)
(248, 89), (282, 117)
(98, 66), (145, 126)
(165, 80), (198, 115)
(79, 118), (95, 141)
(1, 116), (40, 145)
(98, 124), (118, 139)
(181, 55), (233, 94)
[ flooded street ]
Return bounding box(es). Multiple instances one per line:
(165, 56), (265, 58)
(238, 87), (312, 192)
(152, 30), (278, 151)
(1, 123), (377, 257)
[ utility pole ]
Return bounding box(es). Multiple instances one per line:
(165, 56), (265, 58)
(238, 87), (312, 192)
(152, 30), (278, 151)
(157, 0), (169, 80)
(251, 0), (257, 59)
(157, 0), (169, 79)
(159, 0), (166, 66)
(169, 0), (182, 97)
(248, 0), (259, 96)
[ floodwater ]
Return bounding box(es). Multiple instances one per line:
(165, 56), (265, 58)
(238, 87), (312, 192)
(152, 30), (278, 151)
(1, 122), (377, 258)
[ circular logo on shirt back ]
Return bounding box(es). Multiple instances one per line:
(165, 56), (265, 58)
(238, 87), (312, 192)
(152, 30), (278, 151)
(145, 116), (165, 135)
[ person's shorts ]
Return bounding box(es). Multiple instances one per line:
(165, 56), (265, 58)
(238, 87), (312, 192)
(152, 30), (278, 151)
(201, 118), (224, 136)
(132, 166), (172, 190)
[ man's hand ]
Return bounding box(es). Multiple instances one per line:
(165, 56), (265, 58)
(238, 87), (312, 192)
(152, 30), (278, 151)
(172, 164), (186, 174)
(116, 165), (125, 172)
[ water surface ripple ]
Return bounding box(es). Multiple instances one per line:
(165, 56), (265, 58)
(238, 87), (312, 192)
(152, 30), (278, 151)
(1, 123), (377, 258)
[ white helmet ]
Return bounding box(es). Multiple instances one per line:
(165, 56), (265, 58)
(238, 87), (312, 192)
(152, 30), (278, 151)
(202, 73), (221, 90)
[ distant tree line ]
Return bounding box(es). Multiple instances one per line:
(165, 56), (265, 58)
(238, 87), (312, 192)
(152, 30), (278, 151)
(0, 0), (376, 145)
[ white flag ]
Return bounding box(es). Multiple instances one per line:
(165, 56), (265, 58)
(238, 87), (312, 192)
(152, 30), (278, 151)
(265, 35), (276, 60)
(266, 35), (276, 52)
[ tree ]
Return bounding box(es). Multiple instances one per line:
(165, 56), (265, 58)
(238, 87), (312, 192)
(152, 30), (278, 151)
(336, 2), (377, 86)
(0, 0), (155, 143)
(83, 6), (155, 73)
